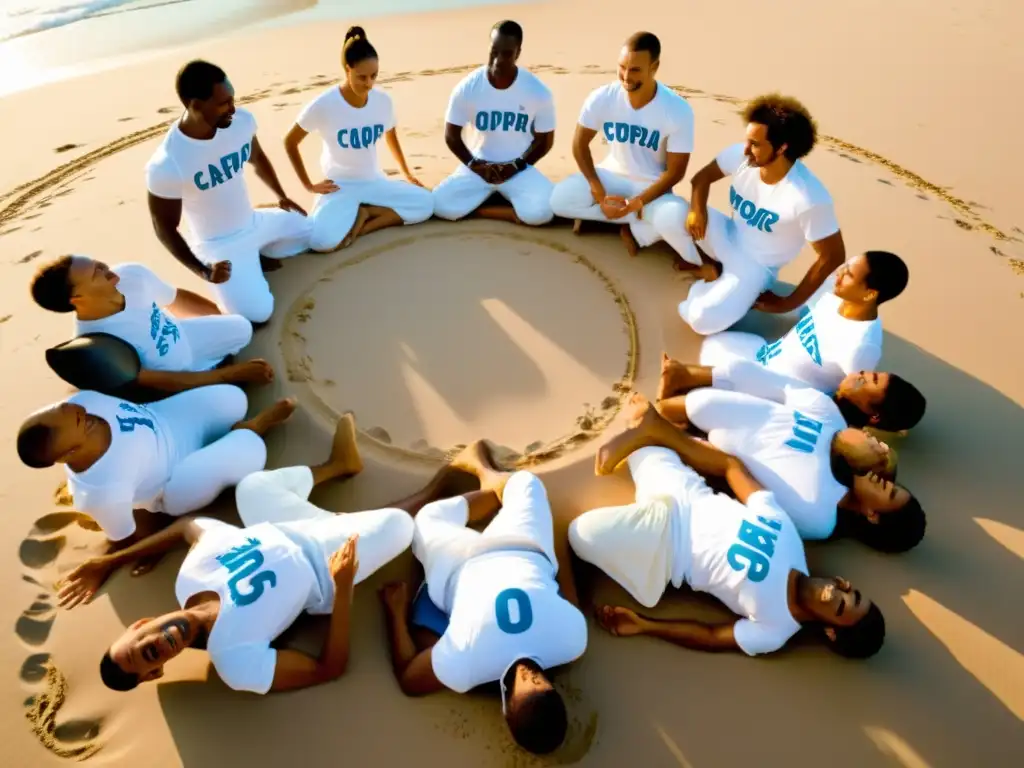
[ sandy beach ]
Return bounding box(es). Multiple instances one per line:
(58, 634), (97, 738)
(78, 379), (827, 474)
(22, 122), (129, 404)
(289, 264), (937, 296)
(2, 0), (1023, 765)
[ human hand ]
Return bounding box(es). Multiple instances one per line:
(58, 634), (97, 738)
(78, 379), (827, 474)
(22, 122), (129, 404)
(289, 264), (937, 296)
(595, 605), (647, 637)
(329, 534), (359, 590)
(308, 180), (340, 195)
(600, 195), (629, 220)
(752, 290), (787, 313)
(204, 261), (232, 284)
(379, 581), (411, 615)
(57, 558), (113, 610)
(685, 207), (708, 240)
(278, 196), (308, 216)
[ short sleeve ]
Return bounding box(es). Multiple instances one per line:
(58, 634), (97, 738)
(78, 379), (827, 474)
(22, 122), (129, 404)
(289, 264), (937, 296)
(295, 93), (323, 133)
(145, 153), (184, 200)
(213, 644), (277, 694)
(383, 93), (396, 132)
(533, 91), (556, 133)
(74, 485), (137, 541)
(429, 634), (471, 693)
(842, 341), (882, 376)
(715, 142), (746, 175)
(118, 263), (176, 307)
(666, 106), (695, 153)
(733, 618), (794, 656)
(577, 86), (605, 132)
(798, 201), (840, 243)
(444, 76), (471, 127)
(192, 517), (238, 535)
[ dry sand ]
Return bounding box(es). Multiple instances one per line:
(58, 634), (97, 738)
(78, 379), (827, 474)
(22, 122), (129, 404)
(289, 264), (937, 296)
(1, 1), (1023, 765)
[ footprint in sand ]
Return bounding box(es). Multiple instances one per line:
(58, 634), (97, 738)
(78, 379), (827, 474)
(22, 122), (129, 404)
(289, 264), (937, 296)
(53, 144), (81, 154)
(21, 653), (51, 684)
(117, 116), (135, 122)
(32, 511), (101, 535)
(157, 106), (176, 114)
(0, 314), (12, 324)
(877, 178), (893, 186)
(19, 250), (43, 264)
(24, 661), (103, 760)
(16, 606), (55, 647)
(19, 536), (66, 570)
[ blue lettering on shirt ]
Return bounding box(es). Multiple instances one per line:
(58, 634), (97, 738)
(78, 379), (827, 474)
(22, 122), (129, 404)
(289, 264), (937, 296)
(473, 110), (530, 134)
(602, 122), (660, 151)
(729, 186), (781, 232)
(726, 516), (783, 582)
(337, 124), (385, 149)
(216, 538), (278, 607)
(193, 142), (252, 191)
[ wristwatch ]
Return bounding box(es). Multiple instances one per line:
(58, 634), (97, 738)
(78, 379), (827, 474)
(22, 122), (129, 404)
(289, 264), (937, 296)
(513, 157), (528, 171)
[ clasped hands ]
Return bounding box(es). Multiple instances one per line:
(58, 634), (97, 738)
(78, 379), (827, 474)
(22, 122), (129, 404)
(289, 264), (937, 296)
(589, 181), (643, 220)
(468, 158), (524, 185)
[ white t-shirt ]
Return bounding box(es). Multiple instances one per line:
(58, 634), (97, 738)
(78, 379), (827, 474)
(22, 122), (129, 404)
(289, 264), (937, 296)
(65, 391), (172, 541)
(175, 519), (321, 694)
(431, 550), (587, 693)
(687, 490), (806, 655)
(757, 292), (883, 394)
(578, 82), (694, 183)
(716, 142), (839, 268)
(74, 264), (193, 372)
(145, 109), (259, 243)
(296, 87), (396, 182)
(693, 378), (849, 540)
(444, 66), (556, 164)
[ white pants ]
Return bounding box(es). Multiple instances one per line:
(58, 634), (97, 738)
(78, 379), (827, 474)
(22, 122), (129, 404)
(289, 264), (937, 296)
(195, 209), (313, 323)
(309, 178), (434, 252)
(569, 447), (712, 607)
(413, 471), (557, 612)
(178, 314), (254, 371)
(549, 169), (699, 264)
(678, 207), (777, 336)
(235, 466), (414, 601)
(698, 331), (766, 369)
(148, 384), (268, 517)
(431, 165), (554, 226)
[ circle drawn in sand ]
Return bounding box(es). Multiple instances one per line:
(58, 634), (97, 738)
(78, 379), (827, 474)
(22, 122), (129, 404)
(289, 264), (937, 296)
(282, 229), (638, 469)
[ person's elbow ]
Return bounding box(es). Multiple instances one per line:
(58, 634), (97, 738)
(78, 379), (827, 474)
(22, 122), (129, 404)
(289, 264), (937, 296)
(817, 230), (846, 270)
(443, 125), (462, 153)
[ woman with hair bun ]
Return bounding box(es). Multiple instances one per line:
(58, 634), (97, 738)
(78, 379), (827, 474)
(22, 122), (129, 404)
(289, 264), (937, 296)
(284, 26), (433, 251)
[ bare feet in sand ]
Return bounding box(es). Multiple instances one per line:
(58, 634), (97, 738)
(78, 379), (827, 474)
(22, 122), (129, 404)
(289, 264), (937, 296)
(233, 397), (297, 436)
(449, 440), (511, 499)
(656, 352), (693, 402)
(594, 392), (674, 475)
(619, 224), (639, 257)
(340, 207), (371, 249)
(328, 413), (364, 477)
(224, 359), (275, 386)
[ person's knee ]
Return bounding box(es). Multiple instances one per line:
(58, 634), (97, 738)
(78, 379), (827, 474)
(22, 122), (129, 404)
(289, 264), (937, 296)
(232, 316), (255, 349)
(402, 189), (435, 224)
(231, 291), (274, 324)
(379, 507), (416, 552)
(679, 299), (728, 336)
(308, 220), (347, 253)
(235, 469), (271, 515)
(651, 198), (689, 235)
(216, 384), (250, 422)
(549, 178), (589, 217)
(430, 187), (465, 221)
(516, 199), (555, 226)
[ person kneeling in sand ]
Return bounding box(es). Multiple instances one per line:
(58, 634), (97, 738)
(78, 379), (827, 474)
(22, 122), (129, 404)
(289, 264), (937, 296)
(700, 251), (910, 395)
(656, 357), (927, 551)
(57, 414), (416, 695)
(679, 94), (846, 336)
(570, 394), (886, 659)
(146, 60), (312, 324)
(283, 26), (433, 252)
(549, 32), (696, 261)
(431, 21), (557, 227)
(31, 255), (272, 393)
(16, 387), (294, 549)
(380, 441), (587, 756)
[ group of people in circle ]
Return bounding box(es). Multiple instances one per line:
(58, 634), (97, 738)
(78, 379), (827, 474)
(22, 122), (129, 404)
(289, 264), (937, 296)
(13, 19), (929, 757)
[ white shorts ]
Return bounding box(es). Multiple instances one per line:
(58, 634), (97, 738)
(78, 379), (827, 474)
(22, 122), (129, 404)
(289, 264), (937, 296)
(678, 207), (778, 335)
(177, 314), (254, 371)
(413, 471), (557, 612)
(309, 177), (434, 251)
(236, 465), (415, 613)
(431, 165), (554, 226)
(569, 447), (709, 607)
(194, 208), (313, 323)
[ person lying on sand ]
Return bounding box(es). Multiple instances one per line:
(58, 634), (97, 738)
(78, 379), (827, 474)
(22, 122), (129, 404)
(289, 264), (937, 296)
(283, 25), (432, 253)
(679, 94), (846, 336)
(570, 394), (886, 659)
(380, 441), (587, 756)
(146, 59), (311, 324)
(659, 352), (926, 435)
(16, 386), (293, 550)
(431, 21), (557, 227)
(700, 251), (910, 395)
(58, 414), (415, 695)
(550, 31), (696, 261)
(655, 358), (926, 550)
(30, 255), (272, 394)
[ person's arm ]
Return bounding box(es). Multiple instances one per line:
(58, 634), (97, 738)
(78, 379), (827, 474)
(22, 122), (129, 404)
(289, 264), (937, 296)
(249, 135), (306, 214)
(147, 194), (220, 280)
(381, 582), (446, 695)
(269, 535), (358, 692)
(521, 130), (554, 168)
(385, 128), (424, 186)
(723, 457), (767, 504)
(167, 288), (220, 317)
(443, 122), (493, 182)
(135, 367), (225, 393)
(640, 616), (741, 652)
(57, 517), (204, 608)
(625, 152), (690, 216)
(283, 123), (315, 192)
(571, 124), (604, 200)
(756, 231), (846, 313)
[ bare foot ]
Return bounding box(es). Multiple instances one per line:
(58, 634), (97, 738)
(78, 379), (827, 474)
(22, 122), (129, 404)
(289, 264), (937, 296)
(260, 255), (283, 273)
(473, 205), (521, 224)
(656, 352), (692, 402)
(328, 413), (364, 476)
(619, 224), (639, 257)
(695, 261), (721, 283)
(226, 359), (275, 386)
(234, 397), (297, 436)
(449, 440), (511, 498)
(671, 256), (702, 272)
(594, 393), (672, 475)
(572, 219), (585, 235)
(340, 207), (371, 249)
